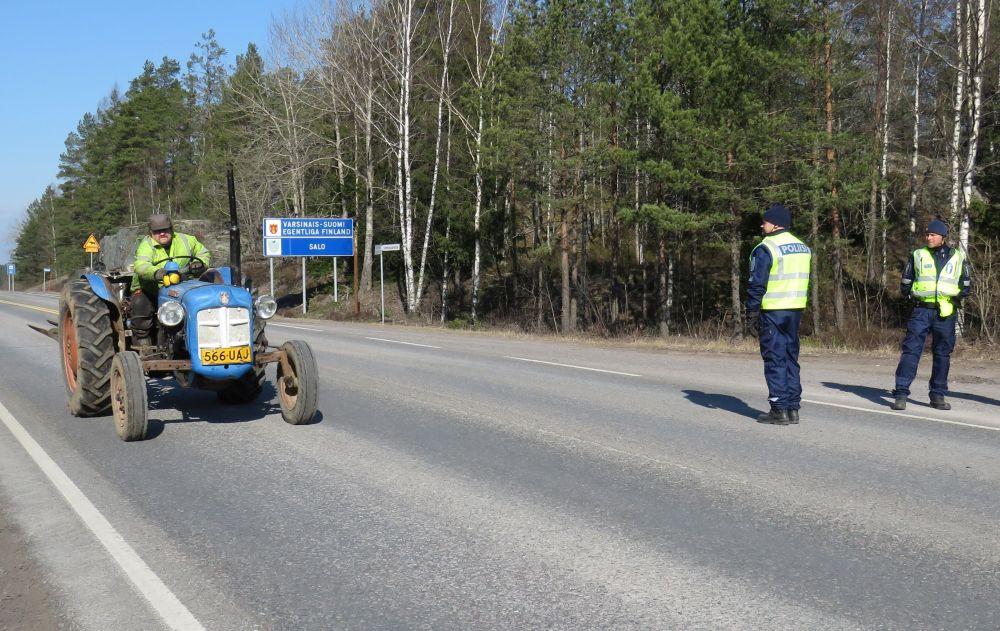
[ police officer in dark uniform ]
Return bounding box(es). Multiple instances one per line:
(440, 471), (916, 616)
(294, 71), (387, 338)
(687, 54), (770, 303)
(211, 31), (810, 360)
(746, 204), (812, 425)
(890, 218), (971, 410)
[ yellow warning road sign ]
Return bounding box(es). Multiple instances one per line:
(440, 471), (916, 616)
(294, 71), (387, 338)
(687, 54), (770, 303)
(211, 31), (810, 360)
(83, 234), (100, 253)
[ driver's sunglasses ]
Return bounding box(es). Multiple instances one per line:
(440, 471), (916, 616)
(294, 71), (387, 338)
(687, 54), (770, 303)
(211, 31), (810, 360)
(152, 229), (172, 234)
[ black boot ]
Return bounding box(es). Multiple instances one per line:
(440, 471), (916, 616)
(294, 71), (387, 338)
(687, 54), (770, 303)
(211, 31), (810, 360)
(890, 396), (906, 411)
(757, 408), (790, 425)
(787, 409), (799, 424)
(930, 396), (951, 410)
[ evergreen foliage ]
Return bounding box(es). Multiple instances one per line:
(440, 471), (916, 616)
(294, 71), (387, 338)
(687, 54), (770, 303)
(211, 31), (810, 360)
(12, 1), (1000, 342)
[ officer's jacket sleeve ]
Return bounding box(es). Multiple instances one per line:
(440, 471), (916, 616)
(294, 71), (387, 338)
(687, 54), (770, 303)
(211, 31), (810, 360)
(133, 237), (159, 281)
(899, 254), (915, 298)
(746, 245), (771, 313)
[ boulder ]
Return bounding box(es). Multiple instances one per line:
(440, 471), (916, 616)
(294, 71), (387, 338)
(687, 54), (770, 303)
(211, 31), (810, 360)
(99, 220), (231, 272)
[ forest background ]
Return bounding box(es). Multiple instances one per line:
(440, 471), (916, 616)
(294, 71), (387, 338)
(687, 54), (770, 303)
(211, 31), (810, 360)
(11, 0), (1000, 347)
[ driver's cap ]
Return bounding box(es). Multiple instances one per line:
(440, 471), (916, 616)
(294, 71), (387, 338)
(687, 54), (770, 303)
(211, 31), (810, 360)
(148, 213), (173, 232)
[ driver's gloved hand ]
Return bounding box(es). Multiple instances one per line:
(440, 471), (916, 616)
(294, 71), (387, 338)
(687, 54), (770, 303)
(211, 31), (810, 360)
(154, 269), (167, 282)
(189, 260), (206, 276)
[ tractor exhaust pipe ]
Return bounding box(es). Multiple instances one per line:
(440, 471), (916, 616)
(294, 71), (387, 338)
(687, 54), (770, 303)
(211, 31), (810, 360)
(226, 165), (242, 285)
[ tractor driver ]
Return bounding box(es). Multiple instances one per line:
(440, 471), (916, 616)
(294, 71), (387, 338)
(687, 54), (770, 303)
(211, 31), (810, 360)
(130, 213), (211, 346)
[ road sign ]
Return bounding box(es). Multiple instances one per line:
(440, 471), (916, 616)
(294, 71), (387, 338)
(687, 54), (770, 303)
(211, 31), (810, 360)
(263, 218), (354, 257)
(43, 267), (51, 272)
(83, 234), (100, 253)
(374, 243), (401, 324)
(6, 264), (14, 275)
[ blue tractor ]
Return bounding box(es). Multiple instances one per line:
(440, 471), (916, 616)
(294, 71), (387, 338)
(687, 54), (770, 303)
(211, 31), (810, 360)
(43, 173), (319, 441)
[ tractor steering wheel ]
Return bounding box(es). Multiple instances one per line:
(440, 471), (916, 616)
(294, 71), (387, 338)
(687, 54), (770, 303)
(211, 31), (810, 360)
(157, 256), (210, 285)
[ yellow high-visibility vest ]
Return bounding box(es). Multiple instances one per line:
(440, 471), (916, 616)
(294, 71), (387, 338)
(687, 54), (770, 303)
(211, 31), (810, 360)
(755, 231), (811, 310)
(910, 247), (964, 303)
(131, 233), (211, 292)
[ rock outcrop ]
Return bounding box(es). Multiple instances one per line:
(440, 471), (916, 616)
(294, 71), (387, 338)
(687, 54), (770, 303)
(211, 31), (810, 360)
(99, 221), (231, 272)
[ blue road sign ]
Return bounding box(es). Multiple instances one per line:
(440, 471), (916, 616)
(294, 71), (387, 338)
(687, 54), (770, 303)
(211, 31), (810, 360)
(6, 264), (14, 275)
(263, 218), (354, 257)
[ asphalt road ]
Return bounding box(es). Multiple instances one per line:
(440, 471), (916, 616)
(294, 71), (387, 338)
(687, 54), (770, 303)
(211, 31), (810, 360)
(1, 290), (999, 630)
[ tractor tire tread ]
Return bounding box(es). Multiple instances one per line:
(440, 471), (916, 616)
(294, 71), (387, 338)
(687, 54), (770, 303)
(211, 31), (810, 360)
(61, 280), (117, 416)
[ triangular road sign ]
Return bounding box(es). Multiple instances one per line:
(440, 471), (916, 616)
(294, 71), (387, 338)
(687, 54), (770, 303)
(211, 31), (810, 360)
(83, 234), (100, 253)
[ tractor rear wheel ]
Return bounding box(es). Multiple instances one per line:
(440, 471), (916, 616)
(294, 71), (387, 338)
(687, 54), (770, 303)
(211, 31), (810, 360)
(110, 351), (148, 441)
(277, 340), (318, 425)
(59, 279), (116, 416)
(217, 324), (267, 404)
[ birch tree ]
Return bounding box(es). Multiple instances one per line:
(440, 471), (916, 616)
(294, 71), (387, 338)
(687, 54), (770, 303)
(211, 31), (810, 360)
(451, 0), (509, 322)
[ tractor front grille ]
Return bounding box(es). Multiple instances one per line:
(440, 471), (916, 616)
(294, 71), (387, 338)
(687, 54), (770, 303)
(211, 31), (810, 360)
(196, 307), (251, 349)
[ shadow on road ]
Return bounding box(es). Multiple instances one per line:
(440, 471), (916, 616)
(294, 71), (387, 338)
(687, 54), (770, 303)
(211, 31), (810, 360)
(142, 380), (324, 438)
(822, 381), (1000, 409)
(821, 382), (892, 407)
(946, 390), (1000, 407)
(682, 390), (760, 421)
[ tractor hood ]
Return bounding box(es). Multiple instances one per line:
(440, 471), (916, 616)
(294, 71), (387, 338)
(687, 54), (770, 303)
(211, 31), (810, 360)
(157, 268), (256, 380)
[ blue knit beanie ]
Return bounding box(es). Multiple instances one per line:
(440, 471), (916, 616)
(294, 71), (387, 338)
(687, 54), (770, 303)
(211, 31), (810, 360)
(926, 218), (949, 237)
(762, 203), (791, 229)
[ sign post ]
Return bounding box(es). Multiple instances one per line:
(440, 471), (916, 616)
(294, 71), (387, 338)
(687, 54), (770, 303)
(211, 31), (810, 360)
(263, 217), (355, 315)
(83, 234), (100, 270)
(375, 243), (400, 324)
(42, 267), (51, 293)
(6, 263), (14, 292)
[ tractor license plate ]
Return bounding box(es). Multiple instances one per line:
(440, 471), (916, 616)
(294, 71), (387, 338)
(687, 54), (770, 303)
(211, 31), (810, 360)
(200, 346), (252, 365)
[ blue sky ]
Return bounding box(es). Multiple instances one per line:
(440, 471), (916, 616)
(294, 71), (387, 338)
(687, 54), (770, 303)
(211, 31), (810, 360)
(0, 0), (296, 263)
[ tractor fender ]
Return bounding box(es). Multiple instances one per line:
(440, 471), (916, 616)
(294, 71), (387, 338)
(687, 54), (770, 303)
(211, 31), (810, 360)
(82, 273), (116, 303)
(80, 274), (126, 345)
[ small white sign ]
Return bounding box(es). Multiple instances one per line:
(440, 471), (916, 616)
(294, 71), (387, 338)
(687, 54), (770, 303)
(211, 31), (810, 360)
(43, 267), (51, 272)
(378, 243), (401, 252)
(265, 238), (282, 256)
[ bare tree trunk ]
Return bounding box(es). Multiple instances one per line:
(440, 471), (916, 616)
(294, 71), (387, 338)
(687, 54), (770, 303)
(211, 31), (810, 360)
(415, 0), (455, 310)
(949, 0), (968, 223)
(868, 0), (890, 284)
(666, 250), (674, 335)
(908, 0), (929, 251)
(471, 106), (484, 322)
(727, 149), (742, 337)
(561, 201), (570, 333)
(658, 232), (668, 337)
(441, 102), (454, 323)
(825, 4), (846, 331)
(961, 0), (988, 254)
(45, 194), (59, 273)
(879, 6), (894, 287)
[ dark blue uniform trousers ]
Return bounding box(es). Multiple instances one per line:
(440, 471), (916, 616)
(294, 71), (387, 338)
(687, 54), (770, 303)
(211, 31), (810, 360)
(893, 306), (956, 398)
(759, 310), (803, 411)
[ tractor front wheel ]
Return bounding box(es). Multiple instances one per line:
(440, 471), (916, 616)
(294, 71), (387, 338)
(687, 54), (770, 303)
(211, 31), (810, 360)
(110, 351), (148, 441)
(277, 340), (318, 425)
(59, 280), (116, 416)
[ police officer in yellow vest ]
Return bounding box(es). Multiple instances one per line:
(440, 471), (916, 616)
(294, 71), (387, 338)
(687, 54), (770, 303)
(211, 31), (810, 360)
(890, 218), (970, 411)
(746, 204), (812, 425)
(129, 214), (210, 345)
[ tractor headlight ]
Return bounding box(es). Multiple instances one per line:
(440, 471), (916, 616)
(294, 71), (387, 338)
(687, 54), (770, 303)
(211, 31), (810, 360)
(255, 295), (278, 320)
(157, 301), (185, 327)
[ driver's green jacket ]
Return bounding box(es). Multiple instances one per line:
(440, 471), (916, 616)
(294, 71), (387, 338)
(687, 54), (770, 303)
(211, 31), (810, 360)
(131, 233), (211, 293)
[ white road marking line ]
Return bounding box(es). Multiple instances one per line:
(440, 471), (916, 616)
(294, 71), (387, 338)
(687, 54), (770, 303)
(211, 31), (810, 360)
(365, 336), (441, 349)
(270, 323), (325, 332)
(0, 400), (205, 631)
(803, 398), (999, 432)
(0, 299), (58, 315)
(503, 356), (642, 378)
